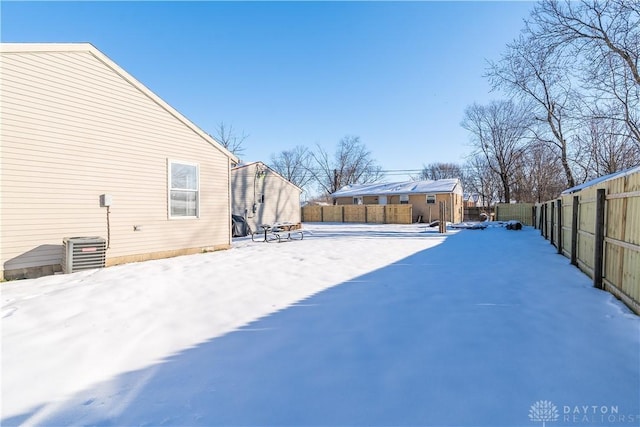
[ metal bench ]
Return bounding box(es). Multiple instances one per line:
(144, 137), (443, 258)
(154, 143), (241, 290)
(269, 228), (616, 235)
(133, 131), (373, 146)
(270, 224), (304, 242)
(251, 223), (304, 243)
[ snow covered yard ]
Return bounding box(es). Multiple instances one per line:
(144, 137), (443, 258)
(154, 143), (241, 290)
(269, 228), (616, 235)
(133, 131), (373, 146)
(2, 223), (639, 426)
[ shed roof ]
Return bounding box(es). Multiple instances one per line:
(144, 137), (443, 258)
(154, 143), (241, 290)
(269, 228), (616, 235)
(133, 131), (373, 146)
(0, 43), (239, 163)
(331, 179), (462, 197)
(561, 165), (640, 195)
(232, 161), (303, 192)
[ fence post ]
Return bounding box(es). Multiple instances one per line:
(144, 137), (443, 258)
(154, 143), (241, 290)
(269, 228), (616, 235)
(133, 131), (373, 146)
(321, 206), (324, 223)
(532, 206), (537, 229)
(438, 202), (446, 233)
(594, 188), (606, 290)
(544, 203), (548, 239)
(539, 204), (544, 234)
(365, 205), (368, 224)
(556, 198), (562, 254)
(571, 195), (579, 266)
(550, 201), (555, 247)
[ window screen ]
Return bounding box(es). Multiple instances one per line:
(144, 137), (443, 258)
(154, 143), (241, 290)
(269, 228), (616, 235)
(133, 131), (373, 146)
(169, 161), (199, 218)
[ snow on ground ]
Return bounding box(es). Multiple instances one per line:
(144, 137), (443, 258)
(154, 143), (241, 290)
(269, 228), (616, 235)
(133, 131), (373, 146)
(2, 223), (639, 426)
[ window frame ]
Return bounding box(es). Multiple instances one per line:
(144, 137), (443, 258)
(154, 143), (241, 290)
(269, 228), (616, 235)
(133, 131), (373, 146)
(399, 194), (410, 205)
(426, 194), (436, 204)
(168, 160), (200, 219)
(353, 196), (363, 205)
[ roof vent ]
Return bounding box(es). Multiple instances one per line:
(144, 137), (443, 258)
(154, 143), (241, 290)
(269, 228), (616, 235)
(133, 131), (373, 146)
(62, 237), (107, 274)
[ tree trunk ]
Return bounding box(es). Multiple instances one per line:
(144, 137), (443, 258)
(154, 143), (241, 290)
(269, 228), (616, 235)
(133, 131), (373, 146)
(501, 173), (511, 203)
(560, 148), (575, 188)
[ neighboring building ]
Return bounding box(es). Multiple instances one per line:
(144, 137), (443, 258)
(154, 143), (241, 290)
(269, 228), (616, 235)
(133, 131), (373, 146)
(463, 193), (484, 208)
(331, 179), (464, 223)
(231, 161), (302, 231)
(1, 43), (238, 280)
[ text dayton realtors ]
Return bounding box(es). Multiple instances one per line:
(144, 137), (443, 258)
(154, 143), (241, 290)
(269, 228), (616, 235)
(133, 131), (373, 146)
(562, 405), (638, 424)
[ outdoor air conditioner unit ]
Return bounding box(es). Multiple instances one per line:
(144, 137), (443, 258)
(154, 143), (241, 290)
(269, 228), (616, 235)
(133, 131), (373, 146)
(62, 237), (107, 274)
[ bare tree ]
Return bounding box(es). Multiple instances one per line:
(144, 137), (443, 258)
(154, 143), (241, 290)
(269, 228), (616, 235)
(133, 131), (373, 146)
(461, 100), (531, 203)
(487, 34), (578, 188)
(574, 114), (640, 180)
(310, 136), (384, 196)
(211, 121), (248, 158)
(583, 53), (640, 147)
(415, 162), (464, 181)
(529, 0), (640, 146)
(516, 141), (566, 202)
(269, 146), (314, 189)
(479, 0), (639, 198)
(464, 154), (501, 207)
(530, 0), (640, 86)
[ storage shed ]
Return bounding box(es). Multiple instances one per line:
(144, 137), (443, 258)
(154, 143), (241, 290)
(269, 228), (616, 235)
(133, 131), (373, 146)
(331, 179), (464, 223)
(1, 43), (238, 280)
(231, 162), (303, 232)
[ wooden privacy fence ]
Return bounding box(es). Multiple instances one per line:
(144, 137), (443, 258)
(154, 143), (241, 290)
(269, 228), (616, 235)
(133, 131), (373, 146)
(495, 203), (534, 226)
(301, 204), (413, 224)
(535, 170), (640, 314)
(464, 206), (495, 221)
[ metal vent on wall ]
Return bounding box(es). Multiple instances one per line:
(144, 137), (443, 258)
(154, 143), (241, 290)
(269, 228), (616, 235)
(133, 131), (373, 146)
(62, 237), (107, 274)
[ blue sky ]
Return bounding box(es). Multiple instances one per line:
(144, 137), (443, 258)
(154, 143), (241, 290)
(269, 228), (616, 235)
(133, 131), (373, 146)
(1, 1), (534, 180)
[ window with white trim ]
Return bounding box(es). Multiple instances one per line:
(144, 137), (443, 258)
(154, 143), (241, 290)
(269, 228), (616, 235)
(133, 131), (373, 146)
(353, 196), (363, 205)
(169, 161), (199, 218)
(426, 194), (436, 204)
(400, 194), (409, 204)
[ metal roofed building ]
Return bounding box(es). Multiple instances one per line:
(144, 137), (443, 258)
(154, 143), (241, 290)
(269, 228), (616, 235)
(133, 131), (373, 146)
(330, 179), (464, 223)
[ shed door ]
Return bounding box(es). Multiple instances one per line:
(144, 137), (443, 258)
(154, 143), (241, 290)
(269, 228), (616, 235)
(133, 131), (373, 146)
(379, 196), (387, 205)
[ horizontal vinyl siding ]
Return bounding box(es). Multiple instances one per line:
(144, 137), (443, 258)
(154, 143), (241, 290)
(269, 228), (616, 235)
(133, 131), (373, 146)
(260, 171), (301, 226)
(1, 50), (230, 273)
(231, 166), (256, 217)
(231, 166), (301, 231)
(231, 166), (265, 231)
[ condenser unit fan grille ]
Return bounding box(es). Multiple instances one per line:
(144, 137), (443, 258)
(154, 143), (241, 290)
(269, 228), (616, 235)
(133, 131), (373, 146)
(62, 237), (107, 274)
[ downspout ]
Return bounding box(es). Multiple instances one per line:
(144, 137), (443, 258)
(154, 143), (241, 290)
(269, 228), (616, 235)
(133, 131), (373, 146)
(228, 158), (233, 246)
(450, 192), (453, 223)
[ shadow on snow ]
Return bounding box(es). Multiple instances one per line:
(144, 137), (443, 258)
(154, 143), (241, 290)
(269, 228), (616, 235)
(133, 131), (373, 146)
(5, 228), (639, 426)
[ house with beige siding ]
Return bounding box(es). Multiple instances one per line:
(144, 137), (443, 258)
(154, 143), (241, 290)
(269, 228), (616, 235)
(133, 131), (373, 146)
(231, 162), (302, 232)
(0, 43), (238, 280)
(331, 179), (464, 223)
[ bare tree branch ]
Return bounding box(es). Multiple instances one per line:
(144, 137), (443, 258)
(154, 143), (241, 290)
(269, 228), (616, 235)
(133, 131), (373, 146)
(310, 136), (384, 197)
(530, 0), (639, 85)
(414, 163), (464, 181)
(486, 34), (578, 188)
(269, 146), (314, 189)
(461, 100), (532, 203)
(211, 121), (248, 158)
